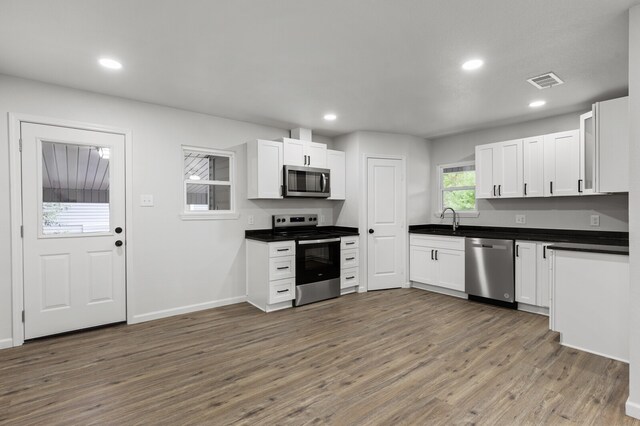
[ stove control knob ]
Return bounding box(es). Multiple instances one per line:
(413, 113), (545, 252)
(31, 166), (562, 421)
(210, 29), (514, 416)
(282, 218), (287, 222)
(276, 219), (281, 223)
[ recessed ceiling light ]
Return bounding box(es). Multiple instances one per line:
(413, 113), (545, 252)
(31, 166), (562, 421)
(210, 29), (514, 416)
(462, 59), (484, 71)
(529, 100), (546, 108)
(323, 113), (337, 121)
(98, 58), (122, 70)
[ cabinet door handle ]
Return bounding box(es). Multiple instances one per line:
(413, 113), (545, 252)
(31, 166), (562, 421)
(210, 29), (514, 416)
(524, 183), (527, 196)
(345, 242), (355, 245)
(493, 185), (497, 197)
(498, 185), (502, 196)
(304, 155), (308, 165)
(431, 249), (434, 260)
(434, 250), (438, 261)
(277, 266), (289, 270)
(543, 246), (547, 259)
(276, 248), (289, 252)
(346, 276), (355, 280)
(277, 289), (289, 294)
(309, 155), (311, 165)
(346, 257), (355, 261)
(516, 245), (519, 257)
(578, 179), (583, 193)
(550, 181), (553, 195)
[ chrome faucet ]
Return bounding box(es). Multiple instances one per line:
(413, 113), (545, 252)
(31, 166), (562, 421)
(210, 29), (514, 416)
(440, 207), (458, 231)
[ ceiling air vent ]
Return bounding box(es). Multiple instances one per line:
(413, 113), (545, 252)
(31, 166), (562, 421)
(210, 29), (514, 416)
(527, 72), (564, 89)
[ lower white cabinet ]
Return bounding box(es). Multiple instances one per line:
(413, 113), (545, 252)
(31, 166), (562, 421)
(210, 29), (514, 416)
(409, 235), (465, 292)
(515, 241), (551, 311)
(247, 239), (296, 312)
(341, 236), (360, 293)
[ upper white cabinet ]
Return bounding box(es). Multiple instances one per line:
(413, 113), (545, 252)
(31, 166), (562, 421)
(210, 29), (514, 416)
(475, 139), (523, 199)
(247, 139), (283, 199)
(594, 96), (629, 193)
(327, 149), (346, 200)
(282, 138), (327, 168)
(522, 136), (545, 197)
(543, 130), (580, 197)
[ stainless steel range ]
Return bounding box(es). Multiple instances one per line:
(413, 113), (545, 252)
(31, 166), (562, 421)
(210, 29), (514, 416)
(272, 214), (341, 306)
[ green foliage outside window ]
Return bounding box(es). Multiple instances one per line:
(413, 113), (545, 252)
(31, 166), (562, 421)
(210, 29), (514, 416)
(441, 167), (476, 212)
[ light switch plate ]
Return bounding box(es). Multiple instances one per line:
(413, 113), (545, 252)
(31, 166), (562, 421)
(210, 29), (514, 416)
(140, 194), (154, 207)
(515, 214), (526, 224)
(248, 215), (255, 225)
(590, 215), (600, 227)
(319, 215), (326, 224)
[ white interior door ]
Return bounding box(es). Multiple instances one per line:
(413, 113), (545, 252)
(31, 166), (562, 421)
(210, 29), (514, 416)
(367, 157), (405, 291)
(21, 122), (126, 339)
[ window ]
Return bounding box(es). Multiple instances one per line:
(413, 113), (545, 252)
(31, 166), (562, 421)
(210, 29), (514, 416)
(438, 162), (477, 216)
(182, 146), (237, 219)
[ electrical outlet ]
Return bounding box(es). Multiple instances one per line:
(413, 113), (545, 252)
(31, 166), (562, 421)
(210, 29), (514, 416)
(248, 215), (254, 225)
(515, 214), (526, 224)
(140, 194), (154, 207)
(590, 215), (600, 227)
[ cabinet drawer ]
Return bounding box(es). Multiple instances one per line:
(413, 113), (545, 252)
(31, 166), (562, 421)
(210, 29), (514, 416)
(269, 278), (295, 304)
(341, 236), (359, 250)
(410, 234), (465, 251)
(268, 256), (295, 280)
(269, 241), (295, 258)
(341, 249), (359, 269)
(341, 268), (359, 289)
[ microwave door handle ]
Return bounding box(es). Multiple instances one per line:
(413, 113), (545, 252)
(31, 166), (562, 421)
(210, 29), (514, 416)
(321, 173), (326, 192)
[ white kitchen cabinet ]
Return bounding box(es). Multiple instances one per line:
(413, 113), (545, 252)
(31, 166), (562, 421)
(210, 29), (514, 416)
(409, 235), (465, 292)
(595, 96), (629, 193)
(281, 138), (327, 168)
(247, 239), (296, 312)
(514, 241), (551, 313)
(247, 139), (283, 199)
(515, 242), (537, 305)
(340, 235), (360, 293)
(327, 149), (346, 200)
(522, 136), (545, 197)
(475, 139), (523, 199)
(544, 130), (580, 197)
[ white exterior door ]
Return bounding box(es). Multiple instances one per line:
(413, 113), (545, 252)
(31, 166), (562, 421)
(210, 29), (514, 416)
(21, 123), (126, 339)
(523, 136), (545, 197)
(367, 158), (405, 290)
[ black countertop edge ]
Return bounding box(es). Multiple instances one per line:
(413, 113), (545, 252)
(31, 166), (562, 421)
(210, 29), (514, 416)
(547, 243), (629, 255)
(245, 226), (359, 242)
(408, 224), (628, 247)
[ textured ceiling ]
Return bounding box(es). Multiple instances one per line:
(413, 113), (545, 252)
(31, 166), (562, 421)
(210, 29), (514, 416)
(0, 0), (638, 138)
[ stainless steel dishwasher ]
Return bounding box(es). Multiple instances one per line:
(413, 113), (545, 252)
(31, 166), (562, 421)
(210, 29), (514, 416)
(465, 237), (516, 306)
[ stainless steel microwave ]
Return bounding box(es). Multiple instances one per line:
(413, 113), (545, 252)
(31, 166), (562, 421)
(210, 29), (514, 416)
(283, 165), (331, 198)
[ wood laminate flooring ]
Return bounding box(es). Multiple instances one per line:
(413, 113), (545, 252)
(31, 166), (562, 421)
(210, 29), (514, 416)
(0, 288), (636, 425)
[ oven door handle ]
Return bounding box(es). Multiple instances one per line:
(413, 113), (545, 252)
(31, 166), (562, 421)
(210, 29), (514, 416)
(297, 238), (341, 245)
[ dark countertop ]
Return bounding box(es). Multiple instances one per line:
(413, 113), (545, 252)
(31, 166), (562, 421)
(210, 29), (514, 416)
(547, 242), (629, 255)
(245, 226), (359, 242)
(409, 224), (628, 247)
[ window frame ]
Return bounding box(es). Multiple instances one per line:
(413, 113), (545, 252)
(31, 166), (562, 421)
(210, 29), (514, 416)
(180, 145), (238, 220)
(435, 161), (480, 218)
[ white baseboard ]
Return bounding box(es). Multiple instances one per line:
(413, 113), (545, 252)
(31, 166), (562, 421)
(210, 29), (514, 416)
(626, 398), (640, 420)
(518, 303), (549, 316)
(0, 338), (13, 350)
(130, 295), (247, 324)
(559, 337), (629, 364)
(411, 282), (468, 299)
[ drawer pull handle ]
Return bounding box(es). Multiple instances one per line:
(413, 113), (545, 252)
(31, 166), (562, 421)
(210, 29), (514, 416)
(276, 266), (289, 270)
(276, 248), (289, 252)
(345, 257), (355, 261)
(346, 276), (355, 280)
(277, 289), (289, 294)
(345, 242), (355, 245)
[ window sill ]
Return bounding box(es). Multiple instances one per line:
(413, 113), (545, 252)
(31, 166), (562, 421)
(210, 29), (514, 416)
(180, 212), (240, 221)
(434, 211), (480, 218)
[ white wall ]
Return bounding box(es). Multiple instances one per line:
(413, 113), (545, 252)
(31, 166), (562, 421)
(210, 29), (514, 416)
(429, 112), (629, 231)
(0, 74), (337, 344)
(627, 4), (640, 420)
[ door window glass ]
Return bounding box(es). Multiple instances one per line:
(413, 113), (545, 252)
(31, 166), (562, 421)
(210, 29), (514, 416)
(41, 141), (110, 235)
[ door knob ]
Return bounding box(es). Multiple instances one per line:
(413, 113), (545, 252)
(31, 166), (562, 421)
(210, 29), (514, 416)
(115, 240), (123, 247)
(115, 227), (123, 234)
(368, 229), (374, 234)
